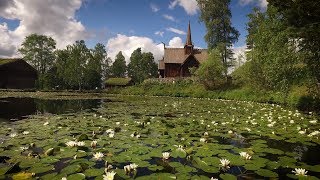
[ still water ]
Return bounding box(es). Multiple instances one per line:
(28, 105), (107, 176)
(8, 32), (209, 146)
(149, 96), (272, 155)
(0, 97), (102, 121)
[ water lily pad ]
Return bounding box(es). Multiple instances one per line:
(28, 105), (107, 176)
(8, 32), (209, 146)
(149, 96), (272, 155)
(256, 169), (278, 178)
(219, 173), (237, 180)
(12, 172), (33, 180)
(67, 173), (85, 180)
(83, 168), (104, 177)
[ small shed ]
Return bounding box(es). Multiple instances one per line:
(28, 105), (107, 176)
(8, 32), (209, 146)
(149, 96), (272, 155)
(0, 59), (38, 89)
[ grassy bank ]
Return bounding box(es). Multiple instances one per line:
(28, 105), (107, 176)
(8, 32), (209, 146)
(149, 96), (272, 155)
(109, 79), (320, 112)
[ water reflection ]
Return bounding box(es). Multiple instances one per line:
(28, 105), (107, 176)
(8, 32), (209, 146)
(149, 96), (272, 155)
(0, 97), (103, 121)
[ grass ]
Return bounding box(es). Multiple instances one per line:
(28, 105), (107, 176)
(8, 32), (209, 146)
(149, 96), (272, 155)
(105, 78), (132, 86)
(108, 78), (320, 112)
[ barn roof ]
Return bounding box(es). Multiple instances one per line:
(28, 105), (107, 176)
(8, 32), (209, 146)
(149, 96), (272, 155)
(0, 59), (20, 66)
(163, 48), (208, 64)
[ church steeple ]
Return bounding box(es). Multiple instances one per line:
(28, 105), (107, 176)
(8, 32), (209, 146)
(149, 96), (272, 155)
(184, 21), (194, 55)
(186, 21), (193, 46)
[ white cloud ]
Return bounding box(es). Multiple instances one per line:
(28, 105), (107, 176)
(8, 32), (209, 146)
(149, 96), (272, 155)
(150, 3), (160, 12)
(106, 34), (164, 63)
(232, 45), (247, 67)
(0, 0), (87, 57)
(106, 35), (189, 63)
(155, 31), (164, 37)
(163, 14), (176, 22)
(169, 0), (199, 15)
(166, 27), (186, 35)
(168, 37), (184, 48)
(239, 0), (268, 9)
(0, 23), (16, 57)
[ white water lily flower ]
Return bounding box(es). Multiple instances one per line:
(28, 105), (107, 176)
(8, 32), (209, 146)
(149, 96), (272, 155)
(106, 129), (114, 134)
(211, 178), (218, 180)
(66, 141), (77, 147)
(308, 131), (320, 137)
(116, 122), (120, 125)
(109, 133), (114, 138)
(290, 120), (295, 124)
(43, 122), (49, 126)
(200, 138), (206, 142)
(204, 132), (209, 136)
(239, 152), (251, 160)
(129, 163), (138, 171)
(219, 159), (230, 169)
(177, 145), (184, 152)
(77, 141), (85, 147)
(228, 130), (233, 134)
(20, 146), (29, 151)
(162, 152), (170, 160)
(298, 130), (306, 135)
(9, 133), (17, 138)
(292, 168), (308, 176)
(103, 171), (116, 180)
(130, 134), (135, 137)
(124, 165), (131, 173)
(93, 152), (104, 161)
(22, 131), (29, 135)
(61, 177), (67, 180)
(309, 120), (317, 124)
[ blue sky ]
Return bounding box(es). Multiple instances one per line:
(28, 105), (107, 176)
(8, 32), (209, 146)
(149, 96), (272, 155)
(0, 0), (267, 60)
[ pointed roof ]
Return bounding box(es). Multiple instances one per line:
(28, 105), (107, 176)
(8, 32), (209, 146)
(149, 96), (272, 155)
(185, 21), (193, 46)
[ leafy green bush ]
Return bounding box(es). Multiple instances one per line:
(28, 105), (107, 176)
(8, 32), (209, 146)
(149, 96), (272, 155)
(195, 49), (227, 90)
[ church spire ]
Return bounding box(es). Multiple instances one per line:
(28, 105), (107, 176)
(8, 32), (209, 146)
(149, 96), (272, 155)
(186, 21), (193, 46)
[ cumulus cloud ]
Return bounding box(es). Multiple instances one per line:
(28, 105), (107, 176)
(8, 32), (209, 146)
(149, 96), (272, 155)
(106, 35), (189, 63)
(168, 37), (184, 48)
(0, 0), (87, 57)
(155, 31), (164, 37)
(166, 27), (186, 35)
(169, 0), (199, 15)
(150, 3), (160, 12)
(239, 0), (268, 9)
(106, 34), (164, 63)
(163, 14), (176, 22)
(0, 23), (16, 57)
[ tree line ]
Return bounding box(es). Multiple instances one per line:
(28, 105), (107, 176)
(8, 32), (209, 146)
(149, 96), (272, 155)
(18, 35), (158, 90)
(195, 0), (319, 98)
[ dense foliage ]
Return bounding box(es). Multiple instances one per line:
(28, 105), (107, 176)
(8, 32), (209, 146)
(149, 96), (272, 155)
(128, 48), (158, 84)
(195, 49), (227, 90)
(19, 35), (158, 90)
(110, 51), (127, 78)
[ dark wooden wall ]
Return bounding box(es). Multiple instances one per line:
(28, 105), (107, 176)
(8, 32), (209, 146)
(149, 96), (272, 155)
(181, 57), (199, 77)
(165, 63), (181, 77)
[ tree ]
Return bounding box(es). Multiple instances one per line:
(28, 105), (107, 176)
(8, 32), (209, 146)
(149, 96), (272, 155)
(18, 34), (56, 88)
(197, 0), (239, 74)
(196, 48), (227, 90)
(128, 48), (158, 84)
(57, 40), (90, 90)
(111, 51), (127, 78)
(19, 34), (56, 74)
(268, 0), (320, 90)
(244, 6), (304, 98)
(84, 43), (107, 89)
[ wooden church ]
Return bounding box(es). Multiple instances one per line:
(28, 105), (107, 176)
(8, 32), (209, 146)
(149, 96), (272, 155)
(158, 22), (208, 78)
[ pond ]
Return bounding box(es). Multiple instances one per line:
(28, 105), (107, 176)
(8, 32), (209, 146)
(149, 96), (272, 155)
(0, 95), (319, 180)
(0, 97), (103, 121)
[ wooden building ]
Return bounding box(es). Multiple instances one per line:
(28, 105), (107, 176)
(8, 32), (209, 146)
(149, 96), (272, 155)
(0, 59), (38, 89)
(159, 22), (208, 78)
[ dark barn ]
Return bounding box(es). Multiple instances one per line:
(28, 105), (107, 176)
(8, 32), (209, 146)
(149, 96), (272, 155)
(158, 22), (208, 78)
(0, 59), (38, 89)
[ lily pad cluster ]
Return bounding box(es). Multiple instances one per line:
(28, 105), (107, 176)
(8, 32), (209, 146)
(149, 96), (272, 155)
(0, 95), (319, 179)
